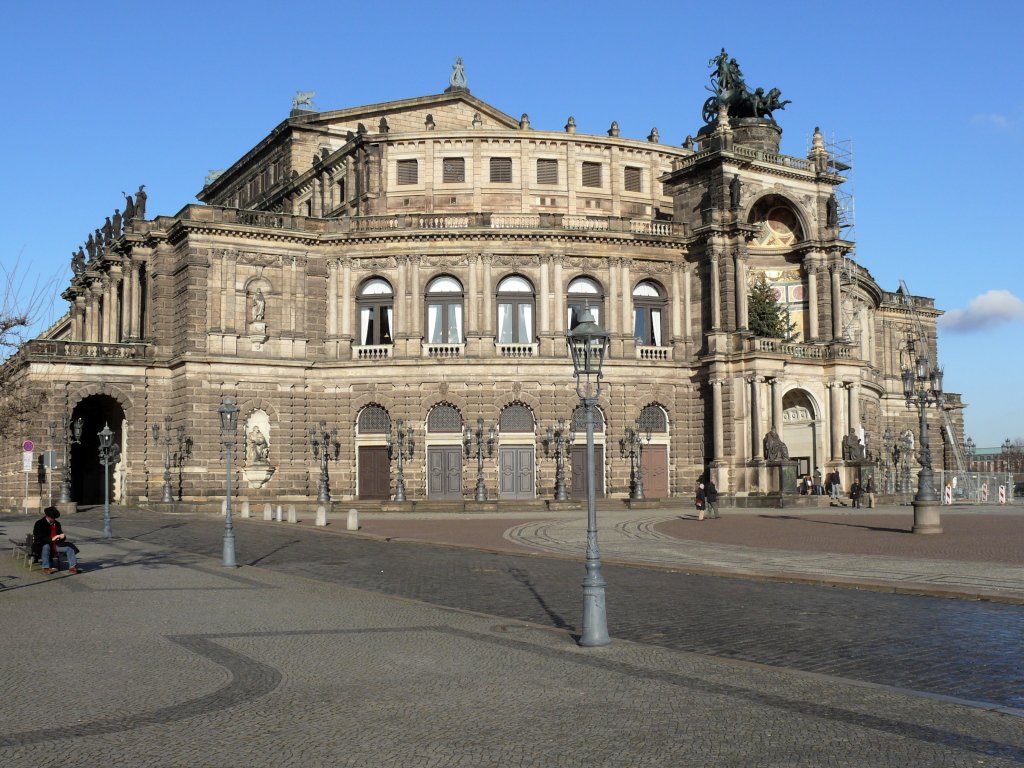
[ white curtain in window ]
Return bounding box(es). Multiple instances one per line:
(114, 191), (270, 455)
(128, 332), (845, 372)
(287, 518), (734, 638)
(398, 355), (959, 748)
(360, 307), (372, 345)
(384, 307), (394, 342)
(519, 304), (533, 342)
(427, 304), (442, 343)
(632, 308), (642, 342)
(652, 309), (662, 346)
(498, 303), (513, 342)
(449, 305), (462, 342)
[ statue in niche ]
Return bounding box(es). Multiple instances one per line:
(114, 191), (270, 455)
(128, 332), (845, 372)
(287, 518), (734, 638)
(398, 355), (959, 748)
(763, 427), (790, 461)
(246, 425), (270, 465)
(729, 174), (742, 210)
(826, 194), (839, 228)
(842, 428), (866, 461)
(251, 289), (266, 323)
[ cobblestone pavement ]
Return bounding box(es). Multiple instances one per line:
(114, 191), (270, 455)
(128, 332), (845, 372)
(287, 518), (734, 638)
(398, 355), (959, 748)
(1, 516), (1023, 767)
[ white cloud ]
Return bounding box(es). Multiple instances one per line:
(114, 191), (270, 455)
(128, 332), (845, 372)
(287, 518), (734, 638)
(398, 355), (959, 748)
(969, 112), (1013, 131)
(939, 290), (1024, 333)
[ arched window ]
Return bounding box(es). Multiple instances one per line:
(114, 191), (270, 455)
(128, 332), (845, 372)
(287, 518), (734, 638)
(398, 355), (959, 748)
(425, 276), (464, 344)
(358, 278), (394, 345)
(566, 276), (604, 330)
(632, 280), (666, 346)
(637, 404), (668, 433)
(570, 404), (605, 433)
(499, 403), (536, 433)
(496, 275), (535, 344)
(357, 404), (391, 434)
(427, 403), (463, 433)
(748, 195), (804, 248)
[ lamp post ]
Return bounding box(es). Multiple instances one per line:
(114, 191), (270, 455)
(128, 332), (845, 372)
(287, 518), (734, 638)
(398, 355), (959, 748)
(619, 419), (651, 501)
(881, 426), (895, 495)
(309, 420), (339, 503)
(463, 417), (496, 502)
(97, 423), (119, 539)
(567, 306), (611, 647)
(174, 426), (193, 501)
(901, 335), (945, 534)
(59, 414), (83, 504)
(542, 418), (571, 501)
(898, 429), (913, 495)
(387, 419), (415, 502)
(963, 435), (976, 501)
(218, 398), (239, 567)
(152, 415), (175, 503)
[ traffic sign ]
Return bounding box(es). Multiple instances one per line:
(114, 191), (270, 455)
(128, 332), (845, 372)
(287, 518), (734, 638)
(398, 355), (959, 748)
(22, 451), (33, 472)
(23, 440), (34, 452)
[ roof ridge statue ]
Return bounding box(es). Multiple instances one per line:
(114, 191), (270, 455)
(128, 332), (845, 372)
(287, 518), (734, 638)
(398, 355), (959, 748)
(445, 56), (469, 93)
(703, 49), (790, 124)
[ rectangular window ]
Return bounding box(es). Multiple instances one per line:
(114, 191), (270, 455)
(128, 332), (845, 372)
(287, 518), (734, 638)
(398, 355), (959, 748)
(624, 166), (642, 192)
(442, 157), (465, 183)
(490, 157), (512, 183)
(337, 178), (346, 201)
(536, 158), (558, 185)
(581, 161), (602, 188)
(396, 159), (418, 185)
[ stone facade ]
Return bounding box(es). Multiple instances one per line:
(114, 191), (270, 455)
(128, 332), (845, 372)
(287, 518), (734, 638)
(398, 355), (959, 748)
(0, 85), (965, 509)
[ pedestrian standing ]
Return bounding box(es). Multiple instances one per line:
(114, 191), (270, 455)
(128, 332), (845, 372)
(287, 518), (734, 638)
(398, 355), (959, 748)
(815, 466), (824, 495)
(829, 469), (842, 502)
(706, 480), (720, 519)
(850, 478), (863, 508)
(865, 475), (876, 508)
(696, 482), (706, 521)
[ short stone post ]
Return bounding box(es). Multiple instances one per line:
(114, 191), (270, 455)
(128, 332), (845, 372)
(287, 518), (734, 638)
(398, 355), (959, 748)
(347, 508), (359, 531)
(263, 503), (272, 521)
(287, 504), (297, 523)
(221, 499), (227, 516)
(275, 504), (283, 522)
(315, 504), (328, 526)
(241, 501), (251, 519)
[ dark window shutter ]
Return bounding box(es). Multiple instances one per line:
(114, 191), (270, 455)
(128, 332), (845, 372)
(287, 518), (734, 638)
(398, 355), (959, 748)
(397, 159), (418, 185)
(536, 158), (558, 185)
(490, 157), (512, 183)
(442, 157), (465, 183)
(624, 166), (642, 192)
(581, 161), (602, 188)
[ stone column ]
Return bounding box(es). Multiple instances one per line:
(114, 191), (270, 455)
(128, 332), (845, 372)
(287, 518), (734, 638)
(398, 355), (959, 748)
(770, 377), (783, 432)
(711, 379), (725, 461)
(88, 283), (101, 342)
(410, 255), (422, 344)
(103, 277), (116, 343)
(120, 259), (133, 341)
(327, 260), (339, 336)
(341, 258), (353, 339)
(539, 254), (550, 337)
(552, 255), (564, 336)
(805, 256), (819, 342)
(482, 254), (493, 337)
(750, 376), (763, 461)
(829, 382), (843, 461)
(468, 254), (479, 332)
(710, 250), (722, 330)
(620, 258), (632, 337)
(848, 382), (860, 432)
(683, 264), (692, 341)
(670, 262), (682, 341)
(606, 258), (618, 335)
(396, 256), (409, 342)
(830, 263), (843, 341)
(734, 248), (748, 331)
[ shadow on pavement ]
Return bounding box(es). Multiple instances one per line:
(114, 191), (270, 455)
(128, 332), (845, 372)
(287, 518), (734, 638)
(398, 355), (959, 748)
(507, 566), (573, 631)
(765, 514), (910, 534)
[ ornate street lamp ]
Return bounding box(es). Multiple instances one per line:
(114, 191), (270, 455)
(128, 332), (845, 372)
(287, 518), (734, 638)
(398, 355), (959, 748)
(174, 426), (193, 501)
(897, 429), (914, 494)
(567, 306), (611, 647)
(152, 415), (175, 503)
(542, 418), (571, 501)
(620, 419), (652, 501)
(387, 419), (415, 502)
(97, 423), (120, 539)
(58, 414), (83, 504)
(309, 420), (340, 503)
(901, 335), (944, 533)
(218, 398), (240, 567)
(881, 425), (895, 495)
(463, 417), (496, 502)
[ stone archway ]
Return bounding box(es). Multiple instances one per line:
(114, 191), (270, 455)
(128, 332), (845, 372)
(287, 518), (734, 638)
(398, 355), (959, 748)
(70, 394), (126, 505)
(781, 389), (819, 477)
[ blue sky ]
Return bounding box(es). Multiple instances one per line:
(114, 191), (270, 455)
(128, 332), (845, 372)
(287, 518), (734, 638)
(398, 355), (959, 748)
(1, 0), (1021, 446)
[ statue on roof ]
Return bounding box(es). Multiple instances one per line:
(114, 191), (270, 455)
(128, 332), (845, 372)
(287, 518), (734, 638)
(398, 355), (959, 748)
(72, 248), (86, 275)
(292, 91), (316, 111)
(445, 56), (468, 93)
(702, 49), (790, 125)
(122, 190), (136, 221)
(134, 185), (147, 220)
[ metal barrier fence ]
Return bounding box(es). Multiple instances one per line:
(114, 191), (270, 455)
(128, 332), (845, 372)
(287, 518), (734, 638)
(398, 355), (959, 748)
(936, 470), (1019, 504)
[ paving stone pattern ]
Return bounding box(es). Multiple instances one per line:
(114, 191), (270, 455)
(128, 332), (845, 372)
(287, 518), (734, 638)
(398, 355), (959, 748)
(52, 509), (1024, 712)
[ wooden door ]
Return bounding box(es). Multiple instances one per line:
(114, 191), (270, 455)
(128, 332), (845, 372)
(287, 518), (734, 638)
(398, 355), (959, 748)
(640, 445), (668, 499)
(499, 446), (534, 499)
(427, 446), (462, 499)
(358, 445), (390, 500)
(570, 444), (605, 499)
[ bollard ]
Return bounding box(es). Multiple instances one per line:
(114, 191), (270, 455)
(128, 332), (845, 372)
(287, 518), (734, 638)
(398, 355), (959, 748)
(315, 504), (328, 527)
(263, 503), (273, 521)
(276, 504), (283, 522)
(287, 504), (297, 523)
(347, 508), (359, 531)
(241, 501), (251, 519)
(221, 499), (227, 517)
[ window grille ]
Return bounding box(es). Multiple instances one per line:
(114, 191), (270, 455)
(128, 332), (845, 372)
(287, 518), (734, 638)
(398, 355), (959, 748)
(571, 405), (605, 432)
(499, 404), (535, 433)
(358, 405), (391, 434)
(536, 159), (558, 185)
(442, 157), (465, 184)
(624, 166), (642, 192)
(490, 157), (512, 183)
(581, 161), (602, 188)
(637, 405), (668, 433)
(428, 404), (463, 433)
(397, 159), (418, 185)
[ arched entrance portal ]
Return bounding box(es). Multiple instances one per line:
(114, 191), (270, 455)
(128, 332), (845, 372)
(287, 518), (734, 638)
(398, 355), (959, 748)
(70, 395), (126, 505)
(781, 389), (818, 477)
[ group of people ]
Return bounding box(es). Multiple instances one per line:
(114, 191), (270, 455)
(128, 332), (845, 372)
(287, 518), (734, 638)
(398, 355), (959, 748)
(695, 479), (720, 520)
(71, 185), (148, 274)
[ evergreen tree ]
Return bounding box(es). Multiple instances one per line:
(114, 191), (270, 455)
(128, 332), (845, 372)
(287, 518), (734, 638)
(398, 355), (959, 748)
(747, 272), (796, 340)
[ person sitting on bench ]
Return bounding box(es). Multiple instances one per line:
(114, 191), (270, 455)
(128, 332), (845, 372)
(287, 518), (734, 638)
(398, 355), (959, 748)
(32, 507), (80, 575)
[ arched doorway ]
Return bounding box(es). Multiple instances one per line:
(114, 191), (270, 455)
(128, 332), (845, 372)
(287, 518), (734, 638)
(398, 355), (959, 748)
(71, 394), (126, 505)
(781, 389), (819, 477)
(356, 404), (391, 499)
(498, 403), (536, 499)
(426, 403), (463, 499)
